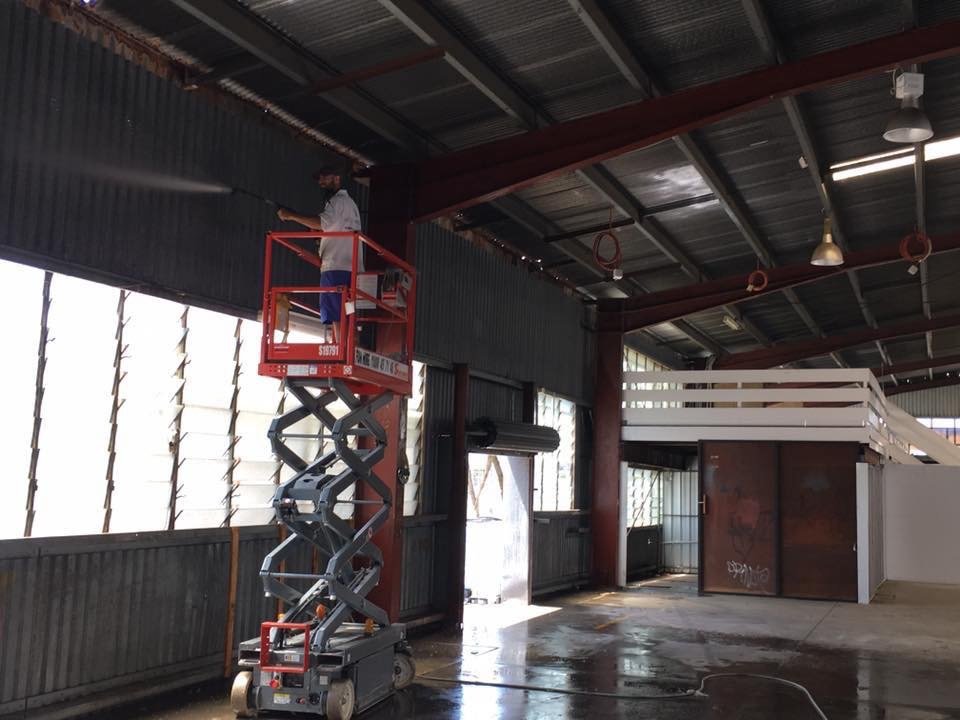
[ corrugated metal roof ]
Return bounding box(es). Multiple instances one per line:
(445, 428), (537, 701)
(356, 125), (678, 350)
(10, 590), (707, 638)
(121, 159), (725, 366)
(435, 0), (636, 122)
(601, 144), (713, 209)
(604, 0), (769, 91)
(691, 104), (823, 263)
(33, 0), (960, 367)
(766, 0), (905, 59)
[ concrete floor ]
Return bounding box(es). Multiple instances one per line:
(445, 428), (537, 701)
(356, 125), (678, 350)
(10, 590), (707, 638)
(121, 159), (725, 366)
(90, 576), (960, 720)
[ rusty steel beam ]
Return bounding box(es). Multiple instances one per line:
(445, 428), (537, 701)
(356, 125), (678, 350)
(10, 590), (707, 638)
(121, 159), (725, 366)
(597, 233), (960, 332)
(884, 374), (960, 396)
(408, 19), (960, 219)
(542, 193), (716, 244)
(740, 0), (882, 369)
(715, 314), (960, 369)
(591, 331), (623, 588)
(307, 47), (445, 94)
(872, 353), (960, 379)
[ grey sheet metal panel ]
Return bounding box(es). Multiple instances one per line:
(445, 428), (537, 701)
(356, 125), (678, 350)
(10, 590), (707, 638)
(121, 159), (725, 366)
(399, 519), (441, 618)
(893, 384), (960, 418)
(468, 377), (523, 425)
(420, 366), (455, 516)
(0, 2), (342, 316)
(662, 470), (699, 573)
(414, 222), (593, 404)
(0, 530), (229, 714)
(531, 511), (590, 596)
(0, 526), (308, 716)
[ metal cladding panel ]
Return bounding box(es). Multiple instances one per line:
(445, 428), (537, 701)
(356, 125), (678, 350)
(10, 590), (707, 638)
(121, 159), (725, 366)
(468, 377), (523, 424)
(602, 144), (714, 210)
(240, 0), (496, 142)
(691, 104), (825, 261)
(626, 526), (661, 579)
(791, 274), (867, 336)
(399, 519), (443, 617)
(766, 0), (908, 59)
(516, 172), (608, 222)
(893, 384), (960, 417)
(414, 222), (593, 403)
(654, 203), (757, 272)
(725, 289), (816, 342)
(531, 512), (591, 595)
(421, 366), (455, 516)
(241, 0), (414, 72)
(662, 470), (699, 573)
(233, 527), (310, 645)
(604, 0), (768, 92)
(0, 530), (230, 714)
(0, 3), (343, 316)
(434, 0), (635, 123)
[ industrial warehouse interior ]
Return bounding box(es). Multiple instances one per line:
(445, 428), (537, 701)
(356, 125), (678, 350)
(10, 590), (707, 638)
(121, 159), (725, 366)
(3, 0), (960, 719)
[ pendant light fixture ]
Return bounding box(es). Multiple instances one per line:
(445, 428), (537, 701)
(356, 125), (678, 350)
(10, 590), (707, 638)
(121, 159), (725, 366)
(810, 216), (844, 267)
(883, 71), (934, 144)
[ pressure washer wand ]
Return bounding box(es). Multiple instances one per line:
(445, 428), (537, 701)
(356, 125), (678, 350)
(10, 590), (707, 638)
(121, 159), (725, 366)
(231, 186), (279, 207)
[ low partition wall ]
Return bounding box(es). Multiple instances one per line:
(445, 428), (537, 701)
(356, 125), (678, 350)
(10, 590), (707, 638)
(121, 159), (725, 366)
(0, 527), (304, 720)
(622, 369), (910, 461)
(883, 465), (960, 585)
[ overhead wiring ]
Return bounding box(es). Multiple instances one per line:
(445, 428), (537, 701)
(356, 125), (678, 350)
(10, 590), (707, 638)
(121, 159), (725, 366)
(593, 208), (623, 274)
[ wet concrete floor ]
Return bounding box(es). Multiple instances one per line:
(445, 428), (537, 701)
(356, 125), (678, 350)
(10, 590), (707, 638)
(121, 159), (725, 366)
(90, 576), (960, 719)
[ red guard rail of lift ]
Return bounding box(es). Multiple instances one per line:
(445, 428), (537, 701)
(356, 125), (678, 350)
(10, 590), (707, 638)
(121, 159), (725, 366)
(259, 231), (416, 396)
(259, 621), (312, 674)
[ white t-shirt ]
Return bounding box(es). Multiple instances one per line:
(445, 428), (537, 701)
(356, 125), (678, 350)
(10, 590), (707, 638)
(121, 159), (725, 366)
(318, 189), (364, 272)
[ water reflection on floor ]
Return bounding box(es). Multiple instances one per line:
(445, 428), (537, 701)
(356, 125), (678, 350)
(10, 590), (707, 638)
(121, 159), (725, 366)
(91, 577), (960, 720)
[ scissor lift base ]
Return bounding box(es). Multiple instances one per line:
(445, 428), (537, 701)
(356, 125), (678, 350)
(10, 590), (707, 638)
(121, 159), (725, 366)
(234, 624), (410, 718)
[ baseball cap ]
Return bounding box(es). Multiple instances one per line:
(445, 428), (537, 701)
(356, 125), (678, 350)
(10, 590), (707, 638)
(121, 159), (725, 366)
(312, 165), (342, 181)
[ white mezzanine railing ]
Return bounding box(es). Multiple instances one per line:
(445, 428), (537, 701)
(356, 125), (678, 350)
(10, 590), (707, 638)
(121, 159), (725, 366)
(621, 369), (915, 462)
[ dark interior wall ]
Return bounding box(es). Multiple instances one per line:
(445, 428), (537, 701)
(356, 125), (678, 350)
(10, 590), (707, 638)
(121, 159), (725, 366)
(0, 2), (342, 315)
(2, 3), (594, 405)
(415, 222), (594, 404)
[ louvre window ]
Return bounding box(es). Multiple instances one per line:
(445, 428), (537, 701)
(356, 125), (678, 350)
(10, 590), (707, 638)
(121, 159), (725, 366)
(533, 390), (577, 512)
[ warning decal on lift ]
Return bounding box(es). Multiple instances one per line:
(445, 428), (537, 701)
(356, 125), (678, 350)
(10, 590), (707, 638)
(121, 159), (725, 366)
(354, 348), (409, 380)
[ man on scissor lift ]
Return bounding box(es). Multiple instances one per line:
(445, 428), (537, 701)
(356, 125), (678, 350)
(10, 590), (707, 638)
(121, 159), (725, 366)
(277, 166), (363, 345)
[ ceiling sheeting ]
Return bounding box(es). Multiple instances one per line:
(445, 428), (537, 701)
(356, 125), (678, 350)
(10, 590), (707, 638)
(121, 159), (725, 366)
(85, 0), (960, 365)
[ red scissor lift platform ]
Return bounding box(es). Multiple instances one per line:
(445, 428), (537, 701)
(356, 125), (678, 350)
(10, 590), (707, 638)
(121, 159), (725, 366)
(231, 232), (416, 720)
(259, 230), (416, 396)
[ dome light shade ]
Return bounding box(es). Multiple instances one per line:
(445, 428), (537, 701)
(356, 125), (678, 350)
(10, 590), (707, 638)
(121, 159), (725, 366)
(884, 98), (934, 144)
(811, 217), (844, 267)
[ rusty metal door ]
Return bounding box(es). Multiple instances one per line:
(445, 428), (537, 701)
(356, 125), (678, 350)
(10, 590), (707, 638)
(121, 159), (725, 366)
(779, 442), (859, 601)
(700, 441), (778, 595)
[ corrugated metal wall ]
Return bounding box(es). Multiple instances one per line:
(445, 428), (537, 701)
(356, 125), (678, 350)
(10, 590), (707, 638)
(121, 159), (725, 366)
(415, 222), (593, 403)
(0, 526), (309, 718)
(893, 385), (960, 417)
(0, 2), (340, 316)
(2, 4), (594, 404)
(1, 0), (597, 669)
(398, 366), (454, 618)
(662, 470), (699, 573)
(531, 512), (591, 595)
(468, 376), (523, 422)
(626, 526), (662, 580)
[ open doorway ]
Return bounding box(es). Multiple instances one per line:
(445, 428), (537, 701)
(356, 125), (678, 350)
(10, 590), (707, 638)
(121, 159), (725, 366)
(463, 452), (532, 610)
(464, 453), (506, 605)
(620, 445), (700, 589)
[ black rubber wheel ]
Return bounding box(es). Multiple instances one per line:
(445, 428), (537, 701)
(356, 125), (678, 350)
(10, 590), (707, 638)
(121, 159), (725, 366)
(326, 678), (355, 720)
(230, 671), (254, 718)
(393, 653), (416, 689)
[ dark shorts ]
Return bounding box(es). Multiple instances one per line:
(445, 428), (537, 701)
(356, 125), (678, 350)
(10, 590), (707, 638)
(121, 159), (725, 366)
(319, 270), (351, 324)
